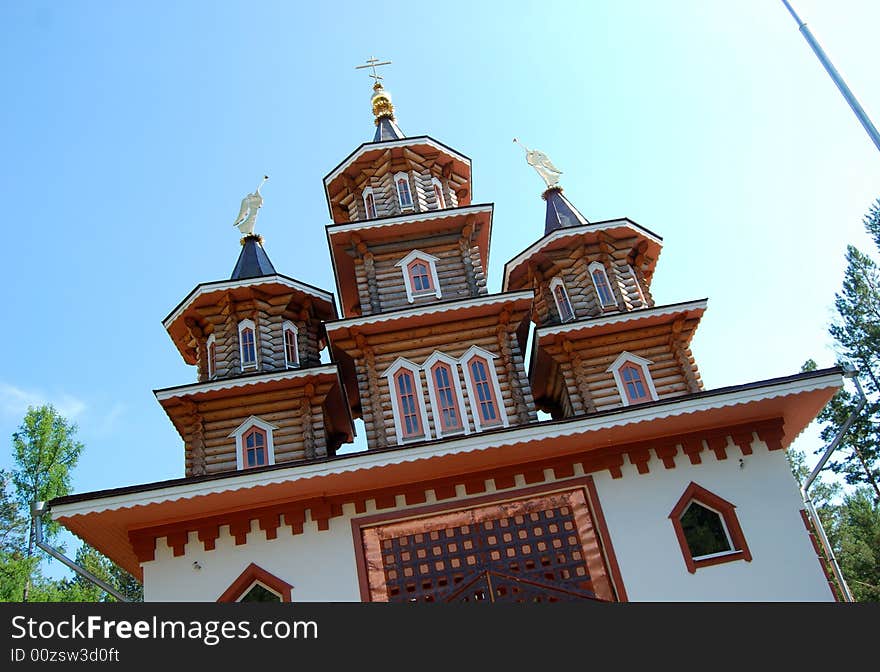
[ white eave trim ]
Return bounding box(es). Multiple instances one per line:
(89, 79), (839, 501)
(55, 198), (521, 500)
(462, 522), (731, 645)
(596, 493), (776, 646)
(536, 299), (708, 340)
(52, 371), (842, 519)
(503, 220), (663, 289)
(327, 204), (493, 238)
(324, 137), (471, 185)
(163, 275), (334, 329)
(325, 290), (534, 333)
(154, 365), (340, 401)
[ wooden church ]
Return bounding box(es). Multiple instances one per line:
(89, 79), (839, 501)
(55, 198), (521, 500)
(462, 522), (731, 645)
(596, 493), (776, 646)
(49, 74), (844, 602)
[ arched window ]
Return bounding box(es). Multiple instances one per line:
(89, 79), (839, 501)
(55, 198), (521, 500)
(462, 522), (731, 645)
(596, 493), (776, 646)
(362, 187), (377, 219)
(395, 250), (442, 302)
(394, 172), (413, 209)
(549, 277), (575, 322)
(669, 482), (752, 573)
(607, 352), (658, 406)
(425, 353), (468, 437)
(238, 319), (258, 371)
(589, 261), (616, 309)
(462, 346), (508, 431)
(229, 416), (277, 470)
(431, 177), (446, 209)
(283, 320), (299, 368)
(206, 333), (217, 379)
(383, 358), (430, 444)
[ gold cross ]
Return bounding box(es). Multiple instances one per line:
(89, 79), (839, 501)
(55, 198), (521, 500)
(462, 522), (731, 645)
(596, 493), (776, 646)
(355, 56), (392, 83)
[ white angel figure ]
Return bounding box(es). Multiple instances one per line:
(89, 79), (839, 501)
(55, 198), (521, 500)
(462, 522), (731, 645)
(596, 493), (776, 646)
(233, 176), (269, 235)
(513, 139), (562, 188)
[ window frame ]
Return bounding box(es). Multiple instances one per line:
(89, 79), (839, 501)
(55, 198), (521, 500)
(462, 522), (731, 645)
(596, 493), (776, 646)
(606, 351), (658, 406)
(668, 482), (752, 574)
(383, 357), (431, 444)
(588, 261), (617, 310)
(549, 276), (575, 322)
(424, 351), (469, 438)
(206, 333), (217, 379)
(431, 177), (446, 209)
(461, 345), (509, 431)
(238, 318), (258, 372)
(282, 320), (299, 369)
(228, 415), (277, 470)
(395, 250), (442, 302)
(217, 563), (293, 603)
(394, 171), (414, 210)
(362, 186), (378, 219)
(627, 263), (648, 306)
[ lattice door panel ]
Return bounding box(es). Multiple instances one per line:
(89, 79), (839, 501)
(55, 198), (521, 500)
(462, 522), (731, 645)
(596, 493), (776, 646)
(360, 489), (616, 603)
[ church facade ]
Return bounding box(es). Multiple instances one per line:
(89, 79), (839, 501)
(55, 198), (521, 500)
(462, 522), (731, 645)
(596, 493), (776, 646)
(49, 79), (842, 602)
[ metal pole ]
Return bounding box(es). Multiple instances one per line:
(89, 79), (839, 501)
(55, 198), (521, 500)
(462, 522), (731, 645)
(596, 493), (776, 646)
(781, 0), (880, 153)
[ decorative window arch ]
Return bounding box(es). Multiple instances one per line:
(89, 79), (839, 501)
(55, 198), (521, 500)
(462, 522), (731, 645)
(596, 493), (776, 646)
(606, 351), (658, 406)
(217, 563), (293, 602)
(588, 261), (617, 309)
(238, 319), (258, 371)
(229, 416), (277, 470)
(461, 345), (509, 431)
(424, 351), (469, 438)
(669, 482), (752, 573)
(395, 250), (442, 302)
(383, 358), (430, 444)
(282, 320), (299, 369)
(362, 186), (377, 219)
(549, 276), (575, 322)
(394, 171), (413, 209)
(431, 177), (446, 209)
(206, 333), (217, 379)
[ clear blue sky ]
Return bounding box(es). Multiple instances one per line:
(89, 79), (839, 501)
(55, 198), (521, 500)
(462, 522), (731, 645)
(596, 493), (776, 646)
(1, 1), (878, 561)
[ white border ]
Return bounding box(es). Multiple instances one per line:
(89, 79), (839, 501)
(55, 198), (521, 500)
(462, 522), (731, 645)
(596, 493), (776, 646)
(282, 321), (299, 369)
(229, 416), (278, 471)
(362, 186), (377, 219)
(382, 357), (432, 444)
(535, 299), (708, 340)
(393, 171), (414, 210)
(206, 333), (217, 379)
(461, 345), (510, 431)
(431, 177), (446, 209)
(395, 250), (442, 303)
(326, 204), (493, 238)
(549, 276), (575, 322)
(238, 319), (258, 372)
(154, 364), (340, 401)
(588, 261), (617, 308)
(423, 351), (470, 439)
(606, 351), (659, 405)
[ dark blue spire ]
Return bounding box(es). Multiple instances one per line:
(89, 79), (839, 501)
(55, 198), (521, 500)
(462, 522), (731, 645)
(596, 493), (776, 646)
(231, 235), (276, 280)
(543, 187), (589, 235)
(373, 116), (405, 142)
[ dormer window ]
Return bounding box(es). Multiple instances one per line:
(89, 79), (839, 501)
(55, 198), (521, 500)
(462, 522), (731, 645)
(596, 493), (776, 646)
(238, 319), (258, 371)
(229, 416), (277, 470)
(395, 250), (442, 303)
(282, 321), (299, 369)
(424, 352), (468, 438)
(589, 261), (616, 309)
(462, 346), (508, 431)
(362, 187), (377, 219)
(549, 277), (575, 322)
(607, 352), (658, 406)
(394, 172), (413, 209)
(206, 333), (217, 379)
(383, 358), (430, 444)
(431, 177), (446, 209)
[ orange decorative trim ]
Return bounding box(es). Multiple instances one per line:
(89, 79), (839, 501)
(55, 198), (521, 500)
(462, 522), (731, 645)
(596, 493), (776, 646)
(705, 436), (728, 461)
(680, 438), (704, 465)
(655, 443), (679, 469)
(799, 509), (840, 601)
(731, 431), (754, 455)
(668, 482), (752, 574)
(166, 531), (188, 557)
(217, 562), (293, 603)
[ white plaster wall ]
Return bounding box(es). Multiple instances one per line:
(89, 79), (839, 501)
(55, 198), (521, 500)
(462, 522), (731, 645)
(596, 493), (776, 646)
(593, 439), (834, 601)
(142, 441), (832, 602)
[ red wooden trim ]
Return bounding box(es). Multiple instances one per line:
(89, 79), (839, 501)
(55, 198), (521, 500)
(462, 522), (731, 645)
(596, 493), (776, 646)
(732, 431), (754, 455)
(217, 562), (293, 603)
(406, 258), (434, 292)
(584, 476), (629, 602)
(429, 361), (464, 432)
(668, 482), (752, 574)
(394, 369), (424, 438)
(258, 513), (280, 540)
(680, 438), (704, 465)
(166, 531), (188, 557)
(620, 362), (650, 404)
(755, 418), (785, 451)
(229, 518), (251, 545)
(706, 436), (728, 461)
(655, 443), (679, 469)
(467, 354), (503, 427)
(130, 533), (157, 563)
(197, 525), (220, 551)
(799, 509), (840, 601)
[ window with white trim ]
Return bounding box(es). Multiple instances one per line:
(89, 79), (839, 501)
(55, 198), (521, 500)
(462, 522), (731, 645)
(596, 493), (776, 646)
(549, 276), (575, 322)
(228, 416), (277, 470)
(424, 352), (469, 438)
(383, 358), (430, 444)
(238, 319), (258, 371)
(461, 346), (509, 431)
(282, 321), (299, 368)
(206, 333), (217, 379)
(589, 261), (617, 309)
(395, 250), (442, 302)
(606, 351), (658, 406)
(362, 187), (377, 219)
(394, 172), (413, 209)
(431, 177), (446, 209)
(628, 264), (647, 305)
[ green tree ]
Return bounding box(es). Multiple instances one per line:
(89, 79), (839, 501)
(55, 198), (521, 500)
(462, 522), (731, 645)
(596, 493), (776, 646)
(826, 489), (880, 602)
(59, 545), (142, 602)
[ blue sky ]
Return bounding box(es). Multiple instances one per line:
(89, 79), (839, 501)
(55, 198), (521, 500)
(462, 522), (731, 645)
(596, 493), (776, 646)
(1, 1), (879, 569)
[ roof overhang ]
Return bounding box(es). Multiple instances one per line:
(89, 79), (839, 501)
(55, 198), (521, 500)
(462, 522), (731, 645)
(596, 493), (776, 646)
(50, 368), (842, 578)
(502, 218), (664, 292)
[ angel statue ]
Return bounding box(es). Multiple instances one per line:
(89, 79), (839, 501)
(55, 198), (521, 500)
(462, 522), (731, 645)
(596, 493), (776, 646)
(513, 139), (562, 189)
(233, 176), (269, 236)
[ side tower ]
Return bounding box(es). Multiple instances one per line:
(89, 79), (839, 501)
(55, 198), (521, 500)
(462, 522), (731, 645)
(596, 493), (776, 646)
(324, 80), (537, 448)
